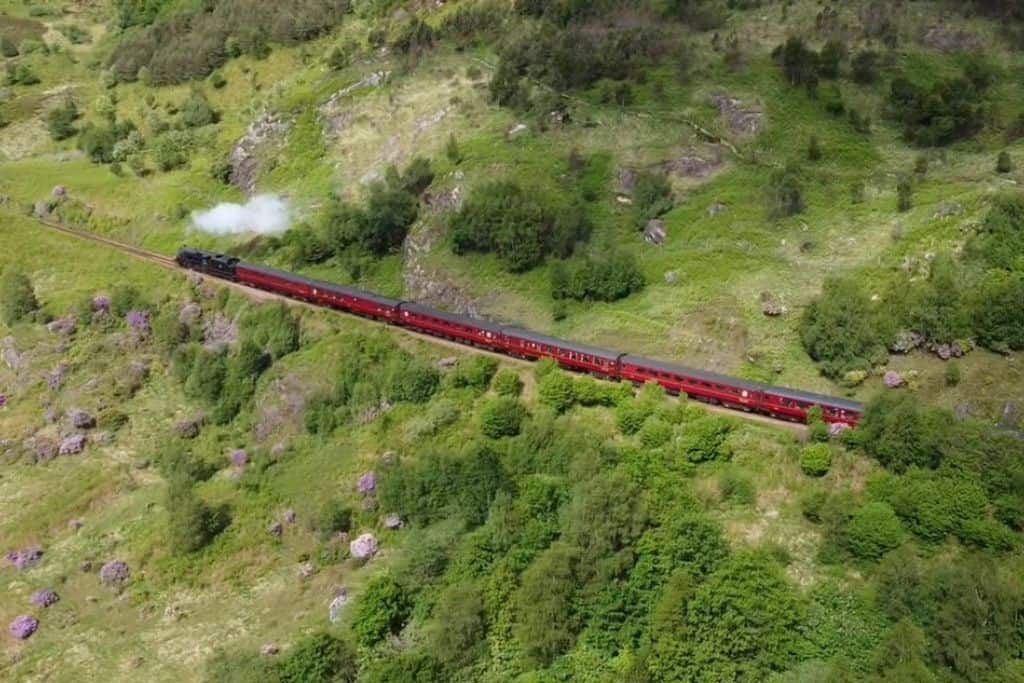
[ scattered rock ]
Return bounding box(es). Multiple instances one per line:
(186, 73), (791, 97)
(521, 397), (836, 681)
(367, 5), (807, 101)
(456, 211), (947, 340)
(425, 186), (462, 212)
(99, 560), (130, 587)
(616, 195), (633, 205)
(68, 518), (84, 531)
(933, 202), (962, 220)
(383, 514), (403, 530)
(663, 148), (724, 179)
(178, 302), (202, 325)
(379, 451), (397, 466)
(203, 314), (238, 350)
(357, 472), (377, 495)
(46, 316), (77, 337)
(617, 168), (637, 193)
(80, 560), (94, 573)
(644, 219), (667, 246)
(30, 590), (59, 608)
(711, 93), (764, 138)
(52, 185), (67, 199)
(69, 409), (96, 430)
(664, 270), (680, 285)
(955, 404), (973, 421)
(269, 522), (284, 538)
(8, 615), (38, 640)
(884, 370), (903, 388)
(175, 415), (205, 439)
(707, 202), (727, 217)
(282, 509), (297, 525)
(828, 422), (850, 438)
(320, 72), (390, 137)
(297, 562), (316, 581)
(890, 330), (925, 354)
(361, 497), (379, 513)
(350, 533), (378, 561)
(33, 439), (58, 463)
(437, 357), (458, 370)
(59, 434), (87, 455)
(260, 644), (280, 657)
(46, 363), (69, 392)
(2, 337), (25, 371)
(1000, 402), (1020, 430)
(6, 546), (43, 570)
(328, 589), (349, 623)
(760, 292), (787, 317)
(507, 123), (528, 139)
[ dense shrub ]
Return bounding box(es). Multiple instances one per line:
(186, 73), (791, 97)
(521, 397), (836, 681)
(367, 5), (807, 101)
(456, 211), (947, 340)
(479, 396), (527, 438)
(678, 416), (733, 462)
(616, 398), (654, 435)
(801, 443), (833, 477)
(378, 446), (509, 526)
(450, 181), (590, 272)
(311, 499), (352, 541)
(448, 356), (497, 392)
(47, 99), (79, 141)
(997, 150), (1013, 173)
(767, 164), (805, 217)
(427, 583), (487, 666)
(537, 371), (576, 413)
(181, 91), (219, 128)
(551, 252), (646, 302)
(278, 632), (357, 683)
(165, 475), (229, 553)
(0, 270), (39, 325)
(842, 502), (903, 559)
(491, 369), (523, 396)
(351, 574), (412, 647)
(966, 193), (1024, 272)
(851, 50), (879, 84)
(857, 393), (948, 473)
(386, 358), (440, 404)
(111, 1), (349, 85)
(773, 36), (819, 90)
(633, 171), (674, 226)
(240, 303), (299, 358)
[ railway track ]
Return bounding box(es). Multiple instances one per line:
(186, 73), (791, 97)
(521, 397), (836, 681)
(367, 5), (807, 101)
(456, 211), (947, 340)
(32, 217), (807, 434)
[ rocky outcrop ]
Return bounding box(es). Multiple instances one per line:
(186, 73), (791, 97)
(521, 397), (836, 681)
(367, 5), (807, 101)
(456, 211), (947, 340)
(711, 93), (764, 138)
(229, 112), (292, 195)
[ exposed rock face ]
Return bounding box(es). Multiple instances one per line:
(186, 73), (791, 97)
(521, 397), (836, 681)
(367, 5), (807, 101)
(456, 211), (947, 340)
(203, 313), (238, 350)
(229, 112), (293, 195)
(663, 147), (724, 178)
(383, 513), (403, 530)
(328, 589), (349, 623)
(46, 316), (77, 337)
(617, 168), (637, 193)
(507, 123), (528, 139)
(922, 26), (980, 53)
(664, 270), (680, 285)
(319, 71), (390, 137)
(711, 93), (764, 138)
(708, 202), (727, 217)
(46, 363), (69, 391)
(69, 409), (96, 430)
(1001, 402), (1020, 430)
(2, 337), (25, 371)
(178, 302), (202, 325)
(175, 414), (205, 439)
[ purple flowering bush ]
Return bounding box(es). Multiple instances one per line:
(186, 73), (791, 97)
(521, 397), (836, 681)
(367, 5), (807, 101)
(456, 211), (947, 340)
(99, 560), (130, 587)
(30, 589), (59, 608)
(349, 533), (378, 560)
(9, 615), (38, 640)
(357, 472), (377, 495)
(92, 295), (111, 313)
(126, 310), (151, 338)
(883, 371), (903, 388)
(230, 449), (248, 467)
(6, 546), (43, 570)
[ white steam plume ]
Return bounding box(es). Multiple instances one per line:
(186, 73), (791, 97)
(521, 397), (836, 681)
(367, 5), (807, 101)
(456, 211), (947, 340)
(191, 194), (292, 235)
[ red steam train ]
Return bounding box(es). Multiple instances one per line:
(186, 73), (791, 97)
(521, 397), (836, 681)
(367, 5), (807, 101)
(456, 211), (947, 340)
(176, 248), (863, 427)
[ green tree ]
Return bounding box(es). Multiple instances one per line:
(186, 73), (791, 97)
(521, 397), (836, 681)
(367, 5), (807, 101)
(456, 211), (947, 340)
(515, 542), (581, 666)
(800, 276), (891, 379)
(354, 182), (419, 255)
(0, 269), (39, 325)
(351, 574), (411, 647)
(997, 150), (1013, 173)
(897, 176), (913, 212)
(492, 369), (523, 396)
(445, 133), (462, 164)
(427, 583), (486, 667)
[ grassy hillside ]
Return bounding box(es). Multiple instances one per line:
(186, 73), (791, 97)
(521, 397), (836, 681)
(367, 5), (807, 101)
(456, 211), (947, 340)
(3, 1), (1024, 681)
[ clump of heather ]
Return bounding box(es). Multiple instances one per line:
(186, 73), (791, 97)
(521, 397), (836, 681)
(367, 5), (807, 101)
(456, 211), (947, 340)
(356, 472), (377, 495)
(9, 615), (38, 640)
(99, 560), (130, 587)
(126, 310), (151, 338)
(230, 449), (248, 467)
(92, 295), (111, 313)
(350, 533), (378, 560)
(30, 589), (59, 608)
(6, 546), (43, 570)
